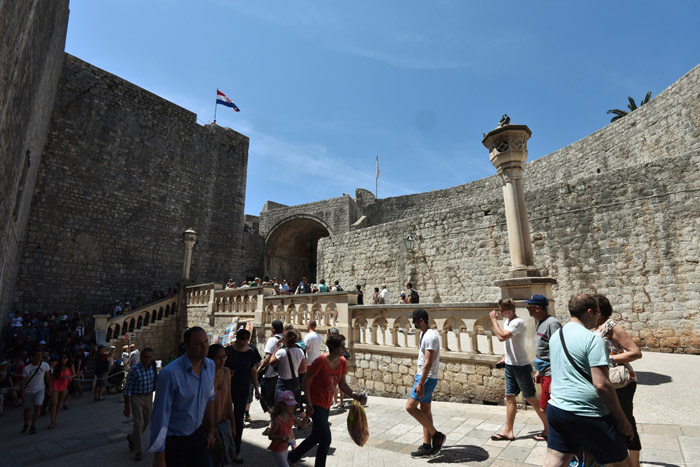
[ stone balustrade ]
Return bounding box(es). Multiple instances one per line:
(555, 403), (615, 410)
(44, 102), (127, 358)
(104, 296), (179, 342)
(97, 283), (510, 403)
(349, 303), (500, 360)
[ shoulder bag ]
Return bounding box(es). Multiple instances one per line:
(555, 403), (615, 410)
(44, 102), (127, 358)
(284, 348), (302, 405)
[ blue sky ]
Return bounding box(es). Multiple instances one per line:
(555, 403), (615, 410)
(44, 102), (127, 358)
(65, 0), (700, 216)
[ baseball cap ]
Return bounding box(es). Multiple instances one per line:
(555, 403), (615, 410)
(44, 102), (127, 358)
(411, 309), (429, 322)
(277, 390), (297, 406)
(524, 294), (549, 307)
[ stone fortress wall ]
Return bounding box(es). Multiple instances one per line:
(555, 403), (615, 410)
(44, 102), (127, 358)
(316, 63), (700, 353)
(0, 1), (70, 325)
(258, 194), (360, 238)
(12, 54), (251, 316)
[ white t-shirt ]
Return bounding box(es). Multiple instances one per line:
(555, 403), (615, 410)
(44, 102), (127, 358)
(379, 288), (390, 304)
(504, 317), (529, 366)
(22, 362), (50, 393)
(417, 329), (440, 379)
(263, 334), (282, 378)
(129, 349), (140, 366)
(274, 347), (305, 380)
(303, 331), (323, 365)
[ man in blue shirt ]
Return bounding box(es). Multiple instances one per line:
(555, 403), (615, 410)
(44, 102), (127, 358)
(123, 347), (156, 461)
(148, 327), (216, 467)
(545, 294), (633, 467)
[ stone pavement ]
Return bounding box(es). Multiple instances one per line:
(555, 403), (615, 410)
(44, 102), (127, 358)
(1, 351), (697, 466)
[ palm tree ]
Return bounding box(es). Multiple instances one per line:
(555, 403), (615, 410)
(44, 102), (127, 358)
(606, 91), (652, 122)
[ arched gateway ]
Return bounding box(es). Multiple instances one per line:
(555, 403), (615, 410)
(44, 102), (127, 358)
(264, 215), (331, 283)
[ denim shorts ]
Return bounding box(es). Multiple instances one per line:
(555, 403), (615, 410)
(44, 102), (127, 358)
(23, 390), (44, 408)
(505, 364), (536, 398)
(547, 404), (629, 464)
(409, 374), (438, 403)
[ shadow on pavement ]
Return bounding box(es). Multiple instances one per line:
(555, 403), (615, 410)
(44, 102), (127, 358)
(635, 372), (672, 386)
(428, 445), (489, 464)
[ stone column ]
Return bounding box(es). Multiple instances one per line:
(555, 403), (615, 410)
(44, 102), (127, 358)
(181, 228), (198, 281)
(482, 123), (538, 278)
(483, 119), (557, 371)
(93, 314), (111, 346)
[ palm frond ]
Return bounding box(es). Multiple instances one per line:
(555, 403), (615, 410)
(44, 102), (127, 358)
(627, 97), (638, 111)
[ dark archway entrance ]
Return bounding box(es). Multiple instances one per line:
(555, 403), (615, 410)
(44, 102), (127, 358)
(265, 216), (331, 284)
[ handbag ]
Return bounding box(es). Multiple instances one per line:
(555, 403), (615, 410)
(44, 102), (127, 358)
(608, 364), (630, 389)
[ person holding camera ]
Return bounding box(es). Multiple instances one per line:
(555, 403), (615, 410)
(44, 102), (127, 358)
(489, 298), (548, 442)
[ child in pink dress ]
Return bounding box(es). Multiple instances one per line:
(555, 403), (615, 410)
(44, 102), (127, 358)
(267, 390), (307, 466)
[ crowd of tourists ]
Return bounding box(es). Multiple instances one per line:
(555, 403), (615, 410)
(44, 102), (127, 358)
(1, 289), (643, 467)
(224, 276), (426, 308)
(0, 311), (96, 430)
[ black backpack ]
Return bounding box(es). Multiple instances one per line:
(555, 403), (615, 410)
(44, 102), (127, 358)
(410, 289), (420, 304)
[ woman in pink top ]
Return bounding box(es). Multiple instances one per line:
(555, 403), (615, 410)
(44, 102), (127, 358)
(48, 354), (74, 429)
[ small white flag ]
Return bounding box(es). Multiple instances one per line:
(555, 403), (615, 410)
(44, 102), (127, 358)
(376, 156), (380, 179)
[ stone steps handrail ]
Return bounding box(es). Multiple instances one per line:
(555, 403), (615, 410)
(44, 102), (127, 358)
(103, 296), (179, 341)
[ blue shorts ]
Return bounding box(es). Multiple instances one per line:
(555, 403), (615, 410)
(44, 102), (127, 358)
(505, 364), (536, 398)
(23, 390), (45, 408)
(409, 375), (438, 403)
(547, 404), (629, 465)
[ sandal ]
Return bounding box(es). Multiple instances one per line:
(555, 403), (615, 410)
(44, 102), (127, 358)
(48, 422), (56, 429)
(490, 433), (514, 441)
(533, 432), (547, 441)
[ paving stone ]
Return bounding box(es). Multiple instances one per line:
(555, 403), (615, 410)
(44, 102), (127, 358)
(498, 445), (532, 463)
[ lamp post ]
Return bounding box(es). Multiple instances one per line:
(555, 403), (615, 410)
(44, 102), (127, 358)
(181, 228), (198, 281)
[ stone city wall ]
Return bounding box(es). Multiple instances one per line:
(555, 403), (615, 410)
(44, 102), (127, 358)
(12, 55), (250, 315)
(318, 63), (700, 353)
(356, 63), (700, 230)
(347, 351), (504, 404)
(0, 1), (69, 325)
(319, 154), (700, 353)
(259, 194), (359, 238)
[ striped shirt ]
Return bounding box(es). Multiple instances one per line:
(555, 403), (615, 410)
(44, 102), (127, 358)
(123, 362), (156, 396)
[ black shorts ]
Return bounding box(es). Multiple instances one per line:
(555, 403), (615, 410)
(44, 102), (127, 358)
(547, 404), (629, 465)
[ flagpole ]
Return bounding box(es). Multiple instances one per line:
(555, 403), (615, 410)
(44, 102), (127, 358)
(375, 155), (379, 199)
(213, 89), (218, 124)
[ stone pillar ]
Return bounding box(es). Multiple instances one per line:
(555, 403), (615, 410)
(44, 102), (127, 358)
(181, 228), (198, 281)
(483, 122), (538, 278)
(93, 314), (111, 346)
(483, 118), (558, 370)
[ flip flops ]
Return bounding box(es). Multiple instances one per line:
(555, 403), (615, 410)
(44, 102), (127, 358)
(490, 433), (514, 441)
(533, 432), (548, 441)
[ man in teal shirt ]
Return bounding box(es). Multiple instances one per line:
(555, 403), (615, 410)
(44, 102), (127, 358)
(545, 294), (633, 467)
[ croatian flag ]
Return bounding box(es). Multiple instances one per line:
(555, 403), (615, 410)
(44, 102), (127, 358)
(216, 89), (240, 112)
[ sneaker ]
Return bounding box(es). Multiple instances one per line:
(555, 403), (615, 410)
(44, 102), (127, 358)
(28, 425), (37, 434)
(430, 432), (446, 456)
(244, 412), (251, 422)
(21, 424), (29, 433)
(411, 443), (432, 458)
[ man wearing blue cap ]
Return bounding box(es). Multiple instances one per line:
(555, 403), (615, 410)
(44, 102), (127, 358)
(526, 294), (561, 418)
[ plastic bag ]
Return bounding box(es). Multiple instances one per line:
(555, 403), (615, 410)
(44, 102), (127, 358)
(346, 399), (369, 447)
